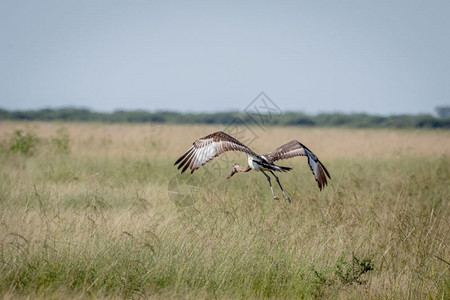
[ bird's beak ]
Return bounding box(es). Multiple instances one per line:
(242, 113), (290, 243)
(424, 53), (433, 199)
(227, 169), (235, 179)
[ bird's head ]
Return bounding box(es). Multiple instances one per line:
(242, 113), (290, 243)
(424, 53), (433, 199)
(227, 163), (240, 179)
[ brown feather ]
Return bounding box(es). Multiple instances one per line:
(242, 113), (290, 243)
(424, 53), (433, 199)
(174, 131), (257, 174)
(266, 140), (331, 190)
(265, 140), (308, 163)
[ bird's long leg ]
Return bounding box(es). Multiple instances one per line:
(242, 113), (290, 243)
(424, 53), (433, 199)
(269, 171), (291, 203)
(260, 170), (279, 200)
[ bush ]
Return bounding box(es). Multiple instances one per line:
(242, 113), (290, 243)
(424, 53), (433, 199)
(9, 130), (40, 155)
(334, 252), (374, 285)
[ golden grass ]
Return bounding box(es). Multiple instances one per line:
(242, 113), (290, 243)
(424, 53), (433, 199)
(1, 121), (449, 158)
(0, 121), (449, 299)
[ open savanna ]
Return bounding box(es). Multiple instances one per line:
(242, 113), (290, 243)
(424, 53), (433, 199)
(0, 121), (449, 299)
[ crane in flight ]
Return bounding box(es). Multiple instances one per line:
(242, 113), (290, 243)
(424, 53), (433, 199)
(174, 131), (330, 202)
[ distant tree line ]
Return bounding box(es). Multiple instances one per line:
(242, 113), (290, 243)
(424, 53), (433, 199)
(0, 107), (449, 129)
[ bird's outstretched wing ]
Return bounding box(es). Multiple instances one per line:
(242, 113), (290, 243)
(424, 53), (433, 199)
(174, 131), (258, 174)
(265, 140), (331, 190)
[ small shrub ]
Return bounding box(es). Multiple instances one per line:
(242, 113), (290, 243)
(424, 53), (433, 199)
(334, 252), (374, 285)
(9, 130), (40, 155)
(310, 252), (374, 295)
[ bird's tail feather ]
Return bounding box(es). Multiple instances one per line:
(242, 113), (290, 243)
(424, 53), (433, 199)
(254, 160), (292, 173)
(277, 165), (292, 172)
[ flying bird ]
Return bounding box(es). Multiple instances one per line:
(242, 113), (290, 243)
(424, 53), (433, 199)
(174, 131), (330, 202)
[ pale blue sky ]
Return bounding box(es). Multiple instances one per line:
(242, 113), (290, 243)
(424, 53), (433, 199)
(1, 1), (449, 115)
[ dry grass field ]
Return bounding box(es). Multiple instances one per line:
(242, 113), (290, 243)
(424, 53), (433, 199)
(0, 121), (449, 299)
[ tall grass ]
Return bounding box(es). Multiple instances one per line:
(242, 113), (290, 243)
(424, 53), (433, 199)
(0, 122), (449, 298)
